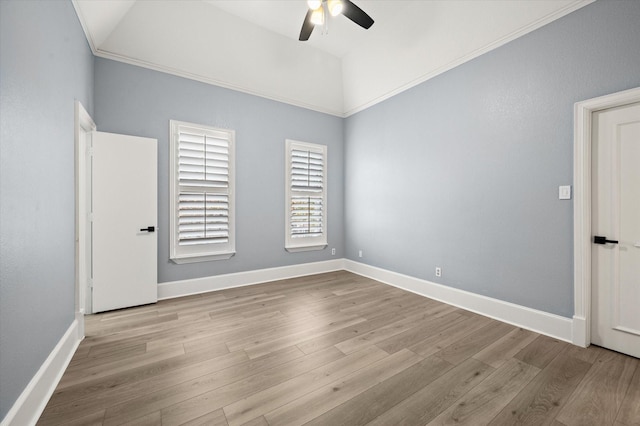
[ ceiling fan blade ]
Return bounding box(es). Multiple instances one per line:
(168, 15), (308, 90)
(342, 0), (374, 29)
(299, 9), (315, 41)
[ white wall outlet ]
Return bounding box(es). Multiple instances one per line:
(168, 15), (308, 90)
(331, 248), (336, 255)
(435, 267), (442, 277)
(358, 250), (363, 258)
(559, 185), (571, 200)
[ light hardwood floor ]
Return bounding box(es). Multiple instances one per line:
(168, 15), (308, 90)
(38, 271), (640, 425)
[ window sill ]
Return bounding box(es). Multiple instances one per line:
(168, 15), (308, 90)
(171, 251), (235, 264)
(285, 244), (327, 253)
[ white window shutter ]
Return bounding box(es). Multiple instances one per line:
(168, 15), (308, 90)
(178, 192), (229, 245)
(170, 120), (235, 263)
(178, 131), (230, 188)
(286, 140), (327, 252)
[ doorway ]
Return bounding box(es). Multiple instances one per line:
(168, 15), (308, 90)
(75, 102), (159, 321)
(573, 87), (640, 357)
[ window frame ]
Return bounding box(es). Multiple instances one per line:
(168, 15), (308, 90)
(169, 120), (236, 264)
(285, 139), (328, 252)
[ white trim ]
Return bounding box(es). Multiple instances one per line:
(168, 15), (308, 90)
(170, 251), (235, 264)
(75, 310), (85, 341)
(285, 244), (328, 253)
(71, 0), (98, 54)
(73, 1), (592, 118)
(97, 50), (344, 118)
(343, 260), (573, 343)
(158, 259), (345, 300)
(573, 86), (640, 347)
(1, 320), (81, 426)
(74, 101), (95, 322)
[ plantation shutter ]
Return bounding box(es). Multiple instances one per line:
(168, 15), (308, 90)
(290, 149), (324, 238)
(177, 129), (230, 246)
(286, 140), (327, 251)
(170, 120), (235, 263)
(177, 192), (229, 245)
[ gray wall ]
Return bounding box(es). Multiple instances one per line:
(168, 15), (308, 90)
(0, 0), (94, 420)
(94, 58), (345, 283)
(344, 0), (640, 318)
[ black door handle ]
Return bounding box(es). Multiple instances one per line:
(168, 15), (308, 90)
(594, 235), (618, 245)
(140, 226), (155, 233)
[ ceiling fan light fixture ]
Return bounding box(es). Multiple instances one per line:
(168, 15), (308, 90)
(299, 0), (373, 41)
(307, 0), (322, 10)
(310, 7), (325, 26)
(327, 0), (343, 16)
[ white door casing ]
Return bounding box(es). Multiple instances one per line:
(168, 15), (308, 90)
(74, 101), (95, 334)
(573, 87), (640, 349)
(91, 131), (158, 313)
(591, 102), (640, 358)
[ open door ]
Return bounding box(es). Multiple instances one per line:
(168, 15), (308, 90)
(91, 131), (158, 313)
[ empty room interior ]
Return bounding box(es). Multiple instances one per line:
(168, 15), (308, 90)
(1, 0), (640, 425)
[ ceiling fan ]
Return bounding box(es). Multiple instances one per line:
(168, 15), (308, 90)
(299, 0), (374, 41)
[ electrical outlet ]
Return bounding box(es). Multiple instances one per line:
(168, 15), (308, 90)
(331, 248), (336, 255)
(435, 267), (442, 277)
(358, 250), (363, 258)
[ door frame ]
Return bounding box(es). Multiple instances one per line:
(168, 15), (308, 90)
(572, 86), (640, 347)
(74, 101), (96, 337)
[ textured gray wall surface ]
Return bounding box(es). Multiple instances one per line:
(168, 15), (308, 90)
(344, 0), (640, 318)
(94, 58), (345, 283)
(0, 0), (94, 420)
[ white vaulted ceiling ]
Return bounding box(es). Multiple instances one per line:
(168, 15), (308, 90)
(73, 0), (593, 117)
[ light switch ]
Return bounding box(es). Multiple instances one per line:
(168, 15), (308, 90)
(559, 185), (571, 200)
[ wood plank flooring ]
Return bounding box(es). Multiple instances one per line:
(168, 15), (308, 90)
(37, 271), (640, 425)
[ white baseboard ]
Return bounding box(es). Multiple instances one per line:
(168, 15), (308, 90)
(76, 309), (85, 341)
(158, 259), (345, 300)
(1, 319), (81, 426)
(572, 316), (588, 347)
(159, 258), (574, 343)
(343, 260), (574, 343)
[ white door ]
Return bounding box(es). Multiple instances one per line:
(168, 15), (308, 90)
(591, 101), (640, 358)
(92, 131), (158, 313)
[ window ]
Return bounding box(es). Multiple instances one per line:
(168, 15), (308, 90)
(285, 139), (327, 252)
(170, 120), (235, 263)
